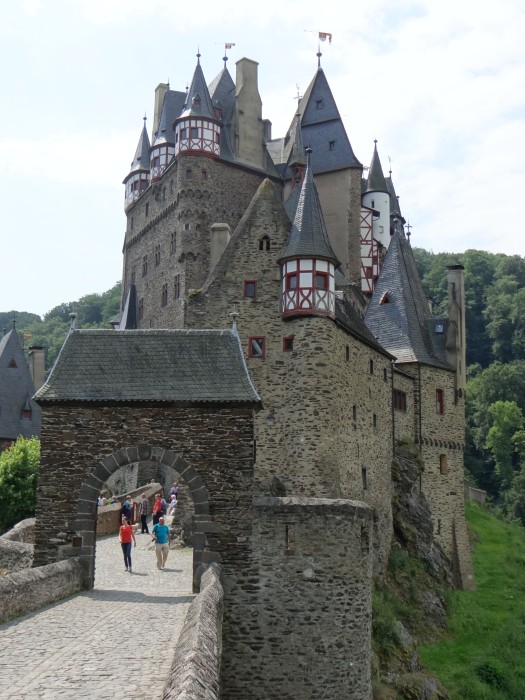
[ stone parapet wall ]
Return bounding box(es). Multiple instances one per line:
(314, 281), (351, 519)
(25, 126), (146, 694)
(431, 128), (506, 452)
(220, 497), (373, 699)
(162, 563), (223, 700)
(0, 538), (33, 573)
(1, 518), (35, 543)
(0, 558), (84, 623)
(464, 481), (487, 505)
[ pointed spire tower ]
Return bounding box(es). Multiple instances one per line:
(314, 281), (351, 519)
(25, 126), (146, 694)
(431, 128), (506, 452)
(150, 90), (176, 180)
(279, 149), (339, 319)
(123, 117), (151, 210)
(174, 52), (221, 158)
(362, 141), (391, 250)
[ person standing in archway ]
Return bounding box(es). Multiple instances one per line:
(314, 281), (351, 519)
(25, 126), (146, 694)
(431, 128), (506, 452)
(152, 516), (170, 570)
(119, 516), (136, 572)
(138, 493), (149, 534)
(152, 494), (163, 526)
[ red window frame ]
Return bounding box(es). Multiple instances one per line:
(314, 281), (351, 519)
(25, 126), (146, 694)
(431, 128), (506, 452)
(314, 272), (328, 290)
(244, 280), (257, 298)
(248, 337), (266, 358)
(436, 389), (444, 415)
(283, 336), (294, 352)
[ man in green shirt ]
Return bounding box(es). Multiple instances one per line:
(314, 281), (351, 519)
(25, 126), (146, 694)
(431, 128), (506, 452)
(152, 516), (171, 570)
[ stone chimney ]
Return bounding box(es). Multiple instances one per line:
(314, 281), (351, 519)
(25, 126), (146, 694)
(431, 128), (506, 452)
(445, 265), (466, 399)
(28, 345), (45, 391)
(233, 58), (264, 169)
(210, 223), (231, 274)
(152, 82), (168, 138)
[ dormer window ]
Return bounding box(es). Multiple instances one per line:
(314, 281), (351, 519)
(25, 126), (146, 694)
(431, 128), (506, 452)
(329, 140), (336, 150)
(316, 99), (324, 110)
(21, 407), (31, 420)
(8, 359), (17, 368)
(380, 292), (390, 304)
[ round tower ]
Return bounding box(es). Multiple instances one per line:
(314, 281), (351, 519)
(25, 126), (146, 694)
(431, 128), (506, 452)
(279, 149), (339, 318)
(362, 140), (391, 250)
(174, 53), (221, 159)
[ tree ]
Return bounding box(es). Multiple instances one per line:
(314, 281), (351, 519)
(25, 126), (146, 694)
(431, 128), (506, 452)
(484, 401), (524, 493)
(0, 437), (40, 532)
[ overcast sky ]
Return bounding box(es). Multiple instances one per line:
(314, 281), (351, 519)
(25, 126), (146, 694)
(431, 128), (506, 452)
(2, 0), (524, 317)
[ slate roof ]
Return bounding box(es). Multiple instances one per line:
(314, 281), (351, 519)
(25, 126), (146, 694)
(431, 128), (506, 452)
(365, 142), (388, 193)
(271, 67), (361, 177)
(0, 330), (41, 440)
(209, 64), (236, 161)
(364, 229), (452, 368)
(36, 329), (261, 404)
(386, 175), (403, 220)
(153, 89), (186, 146)
(335, 299), (393, 358)
(279, 153), (339, 263)
(179, 56), (217, 122)
(124, 120), (151, 181)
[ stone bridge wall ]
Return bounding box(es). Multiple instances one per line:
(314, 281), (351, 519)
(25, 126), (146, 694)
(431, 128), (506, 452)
(163, 563), (223, 700)
(0, 558), (84, 623)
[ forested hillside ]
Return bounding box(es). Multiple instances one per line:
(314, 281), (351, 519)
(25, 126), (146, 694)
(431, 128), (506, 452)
(4, 247), (525, 525)
(413, 248), (525, 527)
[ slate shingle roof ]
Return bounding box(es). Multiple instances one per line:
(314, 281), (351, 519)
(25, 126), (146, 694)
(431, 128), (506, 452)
(153, 90), (186, 146)
(125, 121), (151, 179)
(36, 329), (261, 404)
(179, 58), (217, 122)
(272, 67), (361, 177)
(0, 330), (41, 440)
(365, 142), (388, 194)
(364, 230), (451, 368)
(279, 156), (339, 263)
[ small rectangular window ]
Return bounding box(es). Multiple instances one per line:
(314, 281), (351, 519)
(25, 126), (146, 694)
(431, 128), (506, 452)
(370, 359), (374, 374)
(383, 367), (388, 382)
(202, 170), (208, 180)
(138, 298), (144, 321)
(244, 280), (256, 298)
(155, 244), (161, 267)
(174, 274), (181, 300)
(373, 413), (377, 428)
(316, 99), (324, 110)
(145, 203), (149, 217)
(190, 126), (199, 138)
(362, 467), (368, 490)
(346, 345), (350, 361)
(329, 140), (335, 150)
(142, 255), (148, 277)
(436, 389), (444, 415)
(184, 223), (190, 231)
(186, 168), (193, 179)
(352, 405), (357, 421)
(283, 336), (294, 352)
(393, 389), (407, 412)
(161, 283), (168, 307)
(170, 232), (176, 255)
(248, 337), (266, 358)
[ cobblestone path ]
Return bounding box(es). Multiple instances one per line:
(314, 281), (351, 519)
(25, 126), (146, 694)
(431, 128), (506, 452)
(0, 531), (194, 699)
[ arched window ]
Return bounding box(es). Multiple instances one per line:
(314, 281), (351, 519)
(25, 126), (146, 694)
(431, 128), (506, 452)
(259, 235), (271, 251)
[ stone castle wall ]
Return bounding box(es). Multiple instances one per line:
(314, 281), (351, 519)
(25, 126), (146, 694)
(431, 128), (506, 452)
(123, 155), (271, 329)
(187, 180), (394, 570)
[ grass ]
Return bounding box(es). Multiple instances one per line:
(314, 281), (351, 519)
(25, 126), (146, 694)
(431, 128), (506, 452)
(420, 501), (525, 699)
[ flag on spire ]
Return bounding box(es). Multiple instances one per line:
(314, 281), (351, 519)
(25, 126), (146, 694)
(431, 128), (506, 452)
(319, 32), (332, 44)
(225, 42), (235, 49)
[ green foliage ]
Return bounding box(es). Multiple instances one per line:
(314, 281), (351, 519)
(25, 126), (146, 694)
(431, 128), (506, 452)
(0, 437), (40, 532)
(420, 502), (525, 699)
(484, 401), (524, 491)
(2, 282), (122, 372)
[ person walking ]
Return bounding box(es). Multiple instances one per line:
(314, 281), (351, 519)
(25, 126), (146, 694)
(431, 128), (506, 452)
(138, 493), (149, 534)
(151, 516), (170, 570)
(119, 516), (136, 572)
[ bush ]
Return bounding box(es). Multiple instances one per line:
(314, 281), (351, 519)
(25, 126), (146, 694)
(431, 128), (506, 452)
(0, 437), (40, 531)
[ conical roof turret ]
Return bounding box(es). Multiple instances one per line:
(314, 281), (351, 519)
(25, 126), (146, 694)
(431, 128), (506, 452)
(179, 53), (217, 121)
(365, 140), (388, 193)
(280, 149), (339, 263)
(126, 118), (151, 179)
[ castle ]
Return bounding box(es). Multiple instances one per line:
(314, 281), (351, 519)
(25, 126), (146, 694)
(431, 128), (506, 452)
(33, 48), (474, 699)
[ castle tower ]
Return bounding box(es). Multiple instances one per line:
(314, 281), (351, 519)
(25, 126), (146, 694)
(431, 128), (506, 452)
(362, 141), (391, 250)
(150, 91), (177, 180)
(174, 53), (220, 159)
(280, 149), (339, 318)
(123, 117), (151, 210)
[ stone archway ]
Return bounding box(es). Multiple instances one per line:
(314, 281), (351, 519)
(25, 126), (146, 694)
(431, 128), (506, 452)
(34, 402), (256, 594)
(73, 444), (212, 590)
